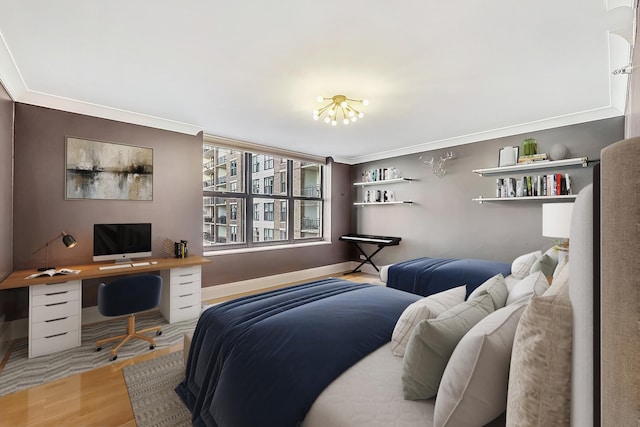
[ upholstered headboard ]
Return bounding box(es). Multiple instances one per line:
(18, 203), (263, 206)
(599, 138), (640, 426)
(569, 182), (594, 427)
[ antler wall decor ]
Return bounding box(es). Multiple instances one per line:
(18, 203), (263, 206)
(419, 151), (455, 177)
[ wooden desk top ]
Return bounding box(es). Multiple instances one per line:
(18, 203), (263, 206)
(0, 256), (211, 290)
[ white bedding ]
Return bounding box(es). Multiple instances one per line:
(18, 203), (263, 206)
(302, 343), (436, 427)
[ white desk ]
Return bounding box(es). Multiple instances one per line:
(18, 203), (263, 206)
(0, 256), (211, 357)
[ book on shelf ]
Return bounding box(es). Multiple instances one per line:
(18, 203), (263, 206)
(517, 153), (549, 163)
(25, 268), (81, 279)
(494, 173), (572, 198)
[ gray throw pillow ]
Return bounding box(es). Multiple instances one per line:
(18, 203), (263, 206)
(402, 291), (495, 400)
(467, 273), (508, 310)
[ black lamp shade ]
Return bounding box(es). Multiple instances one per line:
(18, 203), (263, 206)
(62, 233), (77, 248)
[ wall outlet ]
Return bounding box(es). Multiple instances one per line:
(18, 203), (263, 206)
(359, 254), (367, 260)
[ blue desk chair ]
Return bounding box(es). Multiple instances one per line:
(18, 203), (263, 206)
(95, 274), (163, 361)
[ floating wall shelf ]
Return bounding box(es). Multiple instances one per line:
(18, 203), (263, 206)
(353, 177), (414, 187)
(472, 157), (588, 176)
(472, 195), (577, 204)
(353, 201), (414, 206)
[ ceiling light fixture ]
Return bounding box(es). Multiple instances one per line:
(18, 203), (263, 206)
(313, 95), (369, 126)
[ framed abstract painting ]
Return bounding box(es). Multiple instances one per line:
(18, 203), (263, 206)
(65, 137), (153, 201)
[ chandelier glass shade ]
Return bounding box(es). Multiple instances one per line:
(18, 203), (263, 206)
(313, 95), (369, 126)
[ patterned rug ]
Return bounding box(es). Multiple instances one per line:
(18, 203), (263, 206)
(124, 350), (191, 427)
(0, 310), (197, 397)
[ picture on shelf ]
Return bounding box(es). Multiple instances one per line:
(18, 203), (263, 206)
(498, 146), (519, 167)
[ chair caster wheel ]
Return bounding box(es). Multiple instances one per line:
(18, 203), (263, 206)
(110, 355), (117, 361)
(156, 330), (162, 336)
(96, 347), (102, 352)
(149, 344), (155, 350)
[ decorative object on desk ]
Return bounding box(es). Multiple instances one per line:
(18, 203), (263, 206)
(32, 231), (77, 271)
(420, 151), (455, 177)
(65, 137), (153, 201)
(162, 237), (175, 257)
(550, 144), (569, 160)
(542, 202), (574, 251)
(313, 94), (368, 126)
(521, 138), (538, 156)
(174, 240), (188, 258)
(498, 146), (518, 167)
(25, 267), (80, 280)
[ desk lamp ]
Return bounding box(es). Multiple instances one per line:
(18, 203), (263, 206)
(542, 203), (573, 251)
(33, 231), (78, 271)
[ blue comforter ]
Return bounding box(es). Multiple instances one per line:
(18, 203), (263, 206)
(176, 278), (420, 427)
(387, 257), (512, 297)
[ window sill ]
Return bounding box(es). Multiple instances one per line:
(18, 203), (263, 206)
(204, 240), (332, 257)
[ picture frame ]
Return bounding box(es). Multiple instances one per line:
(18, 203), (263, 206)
(498, 146), (519, 167)
(65, 137), (153, 201)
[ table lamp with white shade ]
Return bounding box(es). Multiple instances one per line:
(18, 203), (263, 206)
(542, 203), (574, 251)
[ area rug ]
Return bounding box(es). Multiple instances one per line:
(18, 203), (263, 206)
(0, 310), (197, 397)
(124, 350), (191, 427)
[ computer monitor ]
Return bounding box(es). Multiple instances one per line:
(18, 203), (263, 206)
(93, 223), (152, 263)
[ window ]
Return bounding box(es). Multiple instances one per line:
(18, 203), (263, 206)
(203, 142), (324, 250)
(264, 202), (274, 221)
(264, 156), (274, 170)
(264, 176), (273, 195)
(279, 171), (286, 194)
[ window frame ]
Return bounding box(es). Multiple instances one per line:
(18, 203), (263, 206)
(203, 148), (324, 251)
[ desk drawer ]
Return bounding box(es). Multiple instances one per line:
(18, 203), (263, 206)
(31, 280), (80, 296)
(30, 329), (80, 358)
(32, 315), (79, 339)
(170, 278), (201, 297)
(32, 300), (80, 323)
(32, 289), (80, 307)
(169, 265), (201, 282)
(169, 303), (201, 323)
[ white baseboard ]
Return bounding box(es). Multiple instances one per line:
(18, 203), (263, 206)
(200, 262), (357, 301)
(1, 261), (376, 341)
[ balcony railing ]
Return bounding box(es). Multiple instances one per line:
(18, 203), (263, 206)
(217, 216), (227, 224)
(216, 176), (227, 185)
(301, 217), (320, 230)
(300, 185), (320, 197)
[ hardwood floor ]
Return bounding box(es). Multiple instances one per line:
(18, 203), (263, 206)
(0, 271), (377, 427)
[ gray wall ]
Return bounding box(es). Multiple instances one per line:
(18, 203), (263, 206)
(0, 83), (13, 326)
(352, 118), (624, 266)
(9, 104), (352, 319)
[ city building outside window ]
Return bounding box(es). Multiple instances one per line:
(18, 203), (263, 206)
(202, 142), (324, 250)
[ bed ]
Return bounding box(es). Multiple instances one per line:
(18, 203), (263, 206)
(175, 136), (640, 426)
(383, 257), (512, 297)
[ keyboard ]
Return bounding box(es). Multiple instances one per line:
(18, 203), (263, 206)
(98, 263), (132, 270)
(131, 262), (150, 267)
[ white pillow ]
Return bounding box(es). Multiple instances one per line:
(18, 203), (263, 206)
(434, 302), (527, 427)
(467, 273), (508, 310)
(391, 285), (466, 357)
(511, 250), (542, 279)
(506, 270), (549, 305)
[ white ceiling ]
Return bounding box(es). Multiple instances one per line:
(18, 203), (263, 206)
(0, 1), (635, 164)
